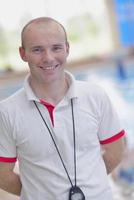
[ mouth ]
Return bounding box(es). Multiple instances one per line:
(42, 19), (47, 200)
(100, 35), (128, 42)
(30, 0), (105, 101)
(38, 64), (59, 70)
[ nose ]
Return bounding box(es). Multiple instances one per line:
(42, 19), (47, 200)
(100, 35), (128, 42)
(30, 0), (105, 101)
(42, 49), (54, 63)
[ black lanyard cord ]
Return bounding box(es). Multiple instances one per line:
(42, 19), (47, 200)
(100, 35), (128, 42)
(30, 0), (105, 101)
(33, 100), (77, 187)
(71, 99), (77, 187)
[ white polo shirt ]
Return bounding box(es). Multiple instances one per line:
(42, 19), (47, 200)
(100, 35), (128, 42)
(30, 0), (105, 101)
(0, 71), (124, 200)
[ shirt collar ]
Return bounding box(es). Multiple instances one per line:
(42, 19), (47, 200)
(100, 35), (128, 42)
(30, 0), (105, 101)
(23, 71), (79, 102)
(23, 74), (39, 102)
(64, 71), (79, 100)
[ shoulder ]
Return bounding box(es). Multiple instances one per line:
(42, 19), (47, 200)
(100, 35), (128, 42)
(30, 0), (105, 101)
(75, 80), (108, 99)
(0, 87), (25, 114)
(74, 80), (113, 113)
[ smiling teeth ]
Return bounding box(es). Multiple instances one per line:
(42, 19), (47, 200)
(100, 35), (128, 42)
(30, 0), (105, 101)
(40, 65), (58, 70)
(45, 66), (55, 70)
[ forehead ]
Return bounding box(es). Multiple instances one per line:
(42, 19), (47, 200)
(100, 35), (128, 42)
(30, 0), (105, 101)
(22, 21), (66, 46)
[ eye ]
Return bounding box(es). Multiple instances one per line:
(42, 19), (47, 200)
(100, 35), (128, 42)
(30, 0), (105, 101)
(32, 47), (43, 54)
(53, 45), (63, 51)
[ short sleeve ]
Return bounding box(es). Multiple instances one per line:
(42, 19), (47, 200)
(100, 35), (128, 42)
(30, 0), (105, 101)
(97, 88), (125, 144)
(0, 109), (17, 162)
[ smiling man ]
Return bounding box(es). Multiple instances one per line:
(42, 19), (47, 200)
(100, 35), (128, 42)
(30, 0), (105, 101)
(0, 17), (125, 200)
(20, 17), (69, 104)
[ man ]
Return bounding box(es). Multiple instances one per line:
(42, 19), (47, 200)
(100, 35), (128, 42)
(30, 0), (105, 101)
(0, 17), (125, 200)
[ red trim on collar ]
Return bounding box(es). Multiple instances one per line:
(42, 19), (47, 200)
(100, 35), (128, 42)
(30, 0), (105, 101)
(40, 99), (55, 126)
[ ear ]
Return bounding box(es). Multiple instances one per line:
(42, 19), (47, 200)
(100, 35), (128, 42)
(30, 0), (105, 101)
(66, 42), (70, 55)
(19, 47), (27, 62)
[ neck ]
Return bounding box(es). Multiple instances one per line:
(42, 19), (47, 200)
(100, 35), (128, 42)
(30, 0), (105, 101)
(29, 76), (69, 105)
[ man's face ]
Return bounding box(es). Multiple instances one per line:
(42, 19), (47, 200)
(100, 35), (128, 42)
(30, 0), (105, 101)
(19, 22), (69, 85)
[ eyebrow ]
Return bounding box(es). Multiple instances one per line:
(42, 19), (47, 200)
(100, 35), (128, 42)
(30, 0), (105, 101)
(53, 44), (64, 47)
(30, 43), (65, 48)
(31, 45), (43, 49)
